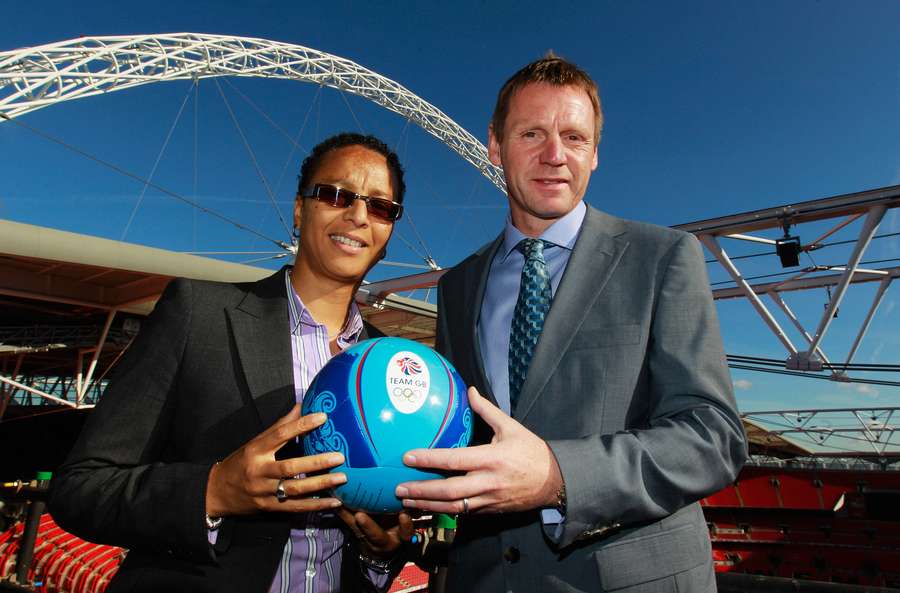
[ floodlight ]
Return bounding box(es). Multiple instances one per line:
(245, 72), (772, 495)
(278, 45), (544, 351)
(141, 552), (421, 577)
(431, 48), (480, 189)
(775, 236), (802, 268)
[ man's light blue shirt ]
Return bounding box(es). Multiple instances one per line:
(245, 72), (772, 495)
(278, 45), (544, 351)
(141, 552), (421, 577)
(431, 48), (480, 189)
(477, 201), (586, 528)
(477, 200), (586, 414)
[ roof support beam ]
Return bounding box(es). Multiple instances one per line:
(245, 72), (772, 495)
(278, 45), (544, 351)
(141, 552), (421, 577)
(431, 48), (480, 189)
(766, 291), (831, 366)
(806, 205), (886, 356)
(699, 235), (797, 356)
(843, 276), (893, 371)
(0, 374), (83, 409)
(0, 353), (24, 420)
(78, 309), (116, 405)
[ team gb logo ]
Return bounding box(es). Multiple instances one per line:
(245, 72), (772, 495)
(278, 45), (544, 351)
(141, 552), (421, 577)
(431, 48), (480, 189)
(386, 351), (430, 414)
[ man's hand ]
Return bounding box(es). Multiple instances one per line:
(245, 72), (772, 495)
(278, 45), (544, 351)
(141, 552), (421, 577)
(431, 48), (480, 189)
(206, 404), (346, 517)
(338, 509), (414, 560)
(395, 387), (562, 514)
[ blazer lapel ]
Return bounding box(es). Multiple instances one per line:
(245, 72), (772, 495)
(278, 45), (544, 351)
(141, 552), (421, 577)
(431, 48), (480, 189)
(463, 236), (503, 406)
(227, 269), (295, 431)
(514, 207), (629, 421)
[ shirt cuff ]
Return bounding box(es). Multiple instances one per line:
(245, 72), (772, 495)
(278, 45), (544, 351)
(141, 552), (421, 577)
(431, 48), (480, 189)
(541, 508), (566, 542)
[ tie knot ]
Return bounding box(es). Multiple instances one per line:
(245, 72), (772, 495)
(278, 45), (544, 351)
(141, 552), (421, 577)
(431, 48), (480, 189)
(518, 238), (547, 261)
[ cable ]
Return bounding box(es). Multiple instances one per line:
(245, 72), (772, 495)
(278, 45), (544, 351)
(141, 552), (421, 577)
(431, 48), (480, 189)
(704, 231), (900, 265)
(193, 78), (200, 251)
(728, 363), (900, 386)
(223, 78), (305, 151)
(213, 78), (292, 238)
(274, 84), (321, 197)
(0, 112), (287, 249)
(393, 232), (428, 260)
(121, 80), (196, 240)
(710, 256), (900, 286)
(403, 210), (439, 269)
(728, 354), (900, 372)
(337, 87), (366, 134)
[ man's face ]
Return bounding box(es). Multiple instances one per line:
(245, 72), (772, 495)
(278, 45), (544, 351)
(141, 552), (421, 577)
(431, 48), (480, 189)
(489, 83), (599, 234)
(294, 145), (396, 285)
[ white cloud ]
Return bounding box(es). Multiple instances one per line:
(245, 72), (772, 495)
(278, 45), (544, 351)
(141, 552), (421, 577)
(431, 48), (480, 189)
(836, 382), (880, 397)
(733, 379), (753, 390)
(854, 384), (879, 396)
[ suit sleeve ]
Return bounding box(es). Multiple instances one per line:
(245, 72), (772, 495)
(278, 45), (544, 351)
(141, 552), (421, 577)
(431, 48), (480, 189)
(547, 234), (748, 548)
(49, 278), (216, 562)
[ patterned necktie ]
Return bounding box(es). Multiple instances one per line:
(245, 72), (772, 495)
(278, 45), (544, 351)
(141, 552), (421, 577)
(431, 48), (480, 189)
(508, 238), (551, 413)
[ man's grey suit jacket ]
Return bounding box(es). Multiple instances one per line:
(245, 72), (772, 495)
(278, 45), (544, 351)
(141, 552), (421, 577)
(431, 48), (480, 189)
(435, 206), (747, 593)
(50, 269), (380, 593)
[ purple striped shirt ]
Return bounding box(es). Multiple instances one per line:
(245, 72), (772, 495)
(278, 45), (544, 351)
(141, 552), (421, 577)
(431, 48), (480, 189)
(266, 270), (387, 593)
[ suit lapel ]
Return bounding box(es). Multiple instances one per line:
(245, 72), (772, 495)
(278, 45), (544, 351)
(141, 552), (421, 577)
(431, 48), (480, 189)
(227, 269), (295, 431)
(514, 207), (629, 421)
(463, 236), (503, 406)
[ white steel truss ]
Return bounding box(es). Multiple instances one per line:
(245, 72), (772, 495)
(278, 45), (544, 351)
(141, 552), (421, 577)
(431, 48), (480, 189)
(0, 33), (506, 193)
(684, 185), (900, 376)
(743, 407), (900, 459)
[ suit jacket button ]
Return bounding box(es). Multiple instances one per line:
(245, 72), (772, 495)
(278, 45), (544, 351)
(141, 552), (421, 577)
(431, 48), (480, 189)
(503, 546), (520, 563)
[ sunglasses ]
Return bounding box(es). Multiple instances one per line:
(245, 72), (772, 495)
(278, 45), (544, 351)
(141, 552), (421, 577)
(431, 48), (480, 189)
(304, 184), (403, 222)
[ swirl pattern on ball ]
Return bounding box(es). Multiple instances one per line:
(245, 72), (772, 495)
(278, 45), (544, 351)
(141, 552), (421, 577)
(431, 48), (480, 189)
(453, 408), (473, 449)
(302, 390), (349, 459)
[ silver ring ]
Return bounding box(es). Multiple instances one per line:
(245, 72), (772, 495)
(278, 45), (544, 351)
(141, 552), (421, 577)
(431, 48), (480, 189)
(462, 497), (470, 514)
(275, 479), (287, 502)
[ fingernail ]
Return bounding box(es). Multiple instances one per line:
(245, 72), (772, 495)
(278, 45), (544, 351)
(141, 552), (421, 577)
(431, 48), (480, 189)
(333, 474), (347, 485)
(331, 500), (342, 508)
(404, 454), (417, 465)
(395, 486), (408, 498)
(329, 453), (344, 465)
(402, 499), (416, 508)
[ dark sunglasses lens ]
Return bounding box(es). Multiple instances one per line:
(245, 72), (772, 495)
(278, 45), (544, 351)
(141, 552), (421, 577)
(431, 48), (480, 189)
(311, 185), (346, 207)
(368, 198), (401, 221)
(330, 187), (356, 207)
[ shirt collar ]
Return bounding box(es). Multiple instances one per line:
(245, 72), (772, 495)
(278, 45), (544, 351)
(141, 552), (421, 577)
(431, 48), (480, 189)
(284, 268), (364, 345)
(499, 200), (587, 263)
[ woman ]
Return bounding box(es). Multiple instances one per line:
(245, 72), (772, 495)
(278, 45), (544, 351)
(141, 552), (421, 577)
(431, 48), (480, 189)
(50, 133), (412, 593)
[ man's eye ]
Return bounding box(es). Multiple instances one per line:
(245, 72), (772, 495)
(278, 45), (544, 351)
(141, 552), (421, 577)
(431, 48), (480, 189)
(522, 131), (537, 138)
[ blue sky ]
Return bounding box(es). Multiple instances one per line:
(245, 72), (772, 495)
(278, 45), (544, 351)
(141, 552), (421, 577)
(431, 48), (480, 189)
(2, 1), (900, 444)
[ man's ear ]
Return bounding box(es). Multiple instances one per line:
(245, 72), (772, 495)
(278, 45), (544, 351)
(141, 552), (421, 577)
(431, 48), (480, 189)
(487, 123), (502, 167)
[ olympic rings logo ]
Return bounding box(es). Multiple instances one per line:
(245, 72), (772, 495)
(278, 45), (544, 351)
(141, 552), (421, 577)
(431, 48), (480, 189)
(392, 387), (421, 401)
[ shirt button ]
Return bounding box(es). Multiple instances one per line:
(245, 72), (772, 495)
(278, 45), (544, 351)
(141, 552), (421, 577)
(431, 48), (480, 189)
(306, 569), (316, 577)
(503, 546), (520, 563)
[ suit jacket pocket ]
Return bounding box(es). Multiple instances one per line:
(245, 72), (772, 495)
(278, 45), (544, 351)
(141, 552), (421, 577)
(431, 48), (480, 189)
(593, 523), (705, 591)
(568, 323), (641, 351)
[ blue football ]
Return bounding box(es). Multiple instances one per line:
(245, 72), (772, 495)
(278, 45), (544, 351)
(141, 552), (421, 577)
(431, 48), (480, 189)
(301, 337), (472, 513)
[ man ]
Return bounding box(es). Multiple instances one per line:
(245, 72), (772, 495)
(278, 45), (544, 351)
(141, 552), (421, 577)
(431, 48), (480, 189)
(50, 133), (413, 593)
(396, 56), (748, 592)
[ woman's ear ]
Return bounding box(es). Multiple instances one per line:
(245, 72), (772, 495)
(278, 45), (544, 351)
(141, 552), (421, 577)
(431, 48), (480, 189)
(293, 196), (304, 234)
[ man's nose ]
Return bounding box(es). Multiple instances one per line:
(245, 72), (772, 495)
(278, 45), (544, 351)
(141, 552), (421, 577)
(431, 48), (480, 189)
(540, 135), (565, 165)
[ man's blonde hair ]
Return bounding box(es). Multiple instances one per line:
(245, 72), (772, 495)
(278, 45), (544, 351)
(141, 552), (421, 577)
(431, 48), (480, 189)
(491, 51), (603, 144)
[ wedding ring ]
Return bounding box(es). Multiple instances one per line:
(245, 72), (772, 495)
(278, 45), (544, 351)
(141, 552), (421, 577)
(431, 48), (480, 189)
(275, 478), (287, 502)
(462, 497), (470, 514)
